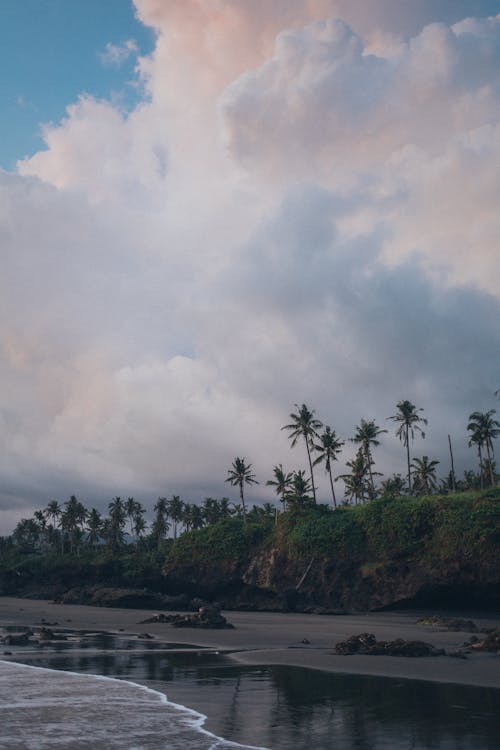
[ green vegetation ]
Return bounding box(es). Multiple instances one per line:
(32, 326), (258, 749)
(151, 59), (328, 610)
(1, 401), (498, 609)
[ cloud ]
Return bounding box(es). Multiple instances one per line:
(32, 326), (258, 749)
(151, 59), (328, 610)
(98, 39), (139, 68)
(1, 2), (499, 531)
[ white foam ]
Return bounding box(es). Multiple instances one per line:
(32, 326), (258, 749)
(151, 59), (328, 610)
(0, 660), (270, 750)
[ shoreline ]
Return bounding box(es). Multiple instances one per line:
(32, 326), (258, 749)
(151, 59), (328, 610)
(1, 596), (499, 689)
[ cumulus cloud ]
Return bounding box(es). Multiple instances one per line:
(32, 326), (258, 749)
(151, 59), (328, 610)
(1, 1), (499, 531)
(98, 39), (139, 67)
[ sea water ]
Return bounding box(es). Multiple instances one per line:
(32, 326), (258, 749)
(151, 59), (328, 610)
(0, 660), (265, 750)
(2, 633), (500, 749)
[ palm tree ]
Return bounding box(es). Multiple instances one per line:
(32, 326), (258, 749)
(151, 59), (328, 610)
(411, 456), (440, 495)
(132, 510), (147, 540)
(166, 495), (184, 539)
(282, 404), (322, 503)
(151, 497), (170, 546)
(283, 470), (313, 508)
(61, 496), (88, 554)
(182, 503), (205, 531)
(125, 498), (144, 537)
(86, 508), (103, 549)
(266, 464), (293, 508)
(380, 473), (407, 498)
(107, 497), (126, 552)
(312, 426), (344, 507)
(225, 457), (258, 517)
(351, 419), (387, 496)
(467, 410), (500, 487)
(44, 500), (62, 553)
(388, 400), (427, 493)
(336, 448), (373, 504)
(44, 500), (61, 529)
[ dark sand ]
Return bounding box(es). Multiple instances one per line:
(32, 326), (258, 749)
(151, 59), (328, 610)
(1, 597), (499, 688)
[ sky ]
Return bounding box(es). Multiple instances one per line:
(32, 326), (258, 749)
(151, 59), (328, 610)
(1, 0), (500, 533)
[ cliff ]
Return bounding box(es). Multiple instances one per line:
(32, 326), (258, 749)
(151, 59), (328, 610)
(163, 489), (500, 612)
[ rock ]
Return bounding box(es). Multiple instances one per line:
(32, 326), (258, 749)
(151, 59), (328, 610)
(417, 616), (479, 632)
(470, 629), (500, 652)
(36, 627), (67, 642)
(137, 633), (154, 640)
(170, 607), (234, 630)
(3, 651), (13, 655)
(335, 633), (443, 657)
(1, 631), (33, 646)
(335, 633), (377, 655)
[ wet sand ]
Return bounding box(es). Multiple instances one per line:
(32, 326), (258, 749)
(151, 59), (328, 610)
(1, 597), (498, 689)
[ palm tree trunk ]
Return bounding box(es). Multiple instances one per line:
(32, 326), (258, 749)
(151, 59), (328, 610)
(328, 466), (337, 508)
(406, 426), (411, 493)
(305, 438), (317, 504)
(478, 445), (484, 489)
(485, 443), (495, 486)
(366, 446), (375, 494)
(239, 483), (246, 517)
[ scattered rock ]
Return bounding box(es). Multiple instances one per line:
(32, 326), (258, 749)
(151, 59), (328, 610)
(417, 616), (479, 632)
(1, 631), (33, 646)
(335, 633), (444, 657)
(139, 613), (173, 624)
(137, 633), (154, 640)
(175, 607), (234, 629)
(140, 606), (234, 629)
(36, 627), (67, 642)
(301, 638), (311, 644)
(3, 651), (13, 655)
(470, 629), (500, 652)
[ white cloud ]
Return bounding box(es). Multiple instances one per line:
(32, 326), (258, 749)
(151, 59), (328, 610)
(1, 2), (499, 530)
(98, 39), (139, 68)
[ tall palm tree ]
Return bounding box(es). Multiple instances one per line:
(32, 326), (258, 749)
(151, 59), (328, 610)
(351, 419), (387, 496)
(312, 426), (344, 508)
(166, 495), (184, 539)
(132, 510), (147, 540)
(107, 497), (126, 552)
(225, 457), (258, 517)
(151, 496), (170, 546)
(266, 464), (293, 508)
(336, 448), (373, 504)
(283, 470), (313, 508)
(282, 404), (322, 503)
(125, 498), (144, 537)
(86, 508), (103, 549)
(44, 500), (62, 553)
(44, 500), (61, 529)
(467, 410), (500, 487)
(411, 456), (440, 495)
(61, 496), (88, 554)
(182, 503), (205, 532)
(388, 400), (427, 493)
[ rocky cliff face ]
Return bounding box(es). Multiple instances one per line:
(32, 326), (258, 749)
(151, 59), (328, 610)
(163, 543), (500, 612)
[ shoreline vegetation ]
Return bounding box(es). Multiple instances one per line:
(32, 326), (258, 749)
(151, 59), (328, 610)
(1, 487), (499, 612)
(1, 402), (498, 616)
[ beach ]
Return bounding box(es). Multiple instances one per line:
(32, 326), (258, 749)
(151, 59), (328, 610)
(1, 597), (499, 688)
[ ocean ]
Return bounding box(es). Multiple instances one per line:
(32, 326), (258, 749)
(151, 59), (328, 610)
(1, 631), (499, 749)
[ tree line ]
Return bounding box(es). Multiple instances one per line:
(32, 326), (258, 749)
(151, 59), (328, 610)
(4, 401), (498, 552)
(227, 401), (499, 512)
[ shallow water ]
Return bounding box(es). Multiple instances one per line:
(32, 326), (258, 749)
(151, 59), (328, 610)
(3, 631), (500, 749)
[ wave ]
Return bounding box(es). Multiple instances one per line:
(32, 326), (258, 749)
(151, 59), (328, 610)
(0, 660), (270, 750)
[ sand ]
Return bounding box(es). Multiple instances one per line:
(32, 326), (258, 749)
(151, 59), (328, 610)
(0, 597), (499, 689)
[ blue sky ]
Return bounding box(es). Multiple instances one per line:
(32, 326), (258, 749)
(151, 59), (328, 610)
(0, 0), (154, 169)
